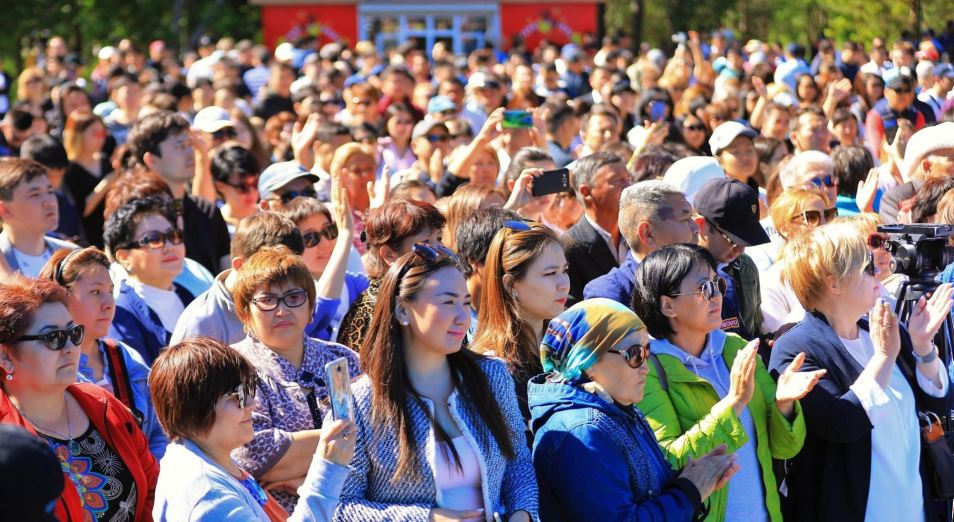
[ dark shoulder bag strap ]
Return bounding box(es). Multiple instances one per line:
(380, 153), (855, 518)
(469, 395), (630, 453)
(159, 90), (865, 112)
(649, 353), (669, 393)
(103, 339), (145, 427)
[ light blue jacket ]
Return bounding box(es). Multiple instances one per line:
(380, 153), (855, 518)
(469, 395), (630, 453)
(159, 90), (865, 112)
(76, 338), (168, 459)
(334, 356), (539, 521)
(153, 439), (350, 521)
(0, 230), (75, 274)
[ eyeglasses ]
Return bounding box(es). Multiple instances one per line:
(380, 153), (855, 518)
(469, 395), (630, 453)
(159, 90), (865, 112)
(864, 250), (876, 277)
(425, 134), (450, 143)
(796, 208), (838, 226)
(684, 124), (706, 132)
(867, 233), (890, 251)
(607, 343), (649, 369)
(890, 87), (913, 94)
(671, 277), (727, 301)
(278, 188), (318, 205)
(123, 228), (184, 250)
(211, 127), (237, 141)
(809, 175), (837, 188)
(16, 325), (85, 351)
(321, 98), (344, 106)
(303, 224), (339, 248)
(251, 289), (309, 312)
(226, 380), (258, 409)
(352, 98), (373, 107)
(222, 176), (258, 194)
(503, 220), (532, 232)
(411, 242), (459, 263)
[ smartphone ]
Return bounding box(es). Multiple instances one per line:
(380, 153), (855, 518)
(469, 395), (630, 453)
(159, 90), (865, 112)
(648, 101), (667, 122)
(324, 357), (354, 422)
(501, 110), (533, 129)
(531, 168), (570, 197)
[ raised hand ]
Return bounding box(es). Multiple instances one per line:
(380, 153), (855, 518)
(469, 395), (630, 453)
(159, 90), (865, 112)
(775, 352), (826, 419)
(906, 283), (954, 350)
(317, 419), (358, 466)
(367, 163), (391, 210)
(503, 168), (544, 212)
(331, 168), (354, 234)
(725, 339), (759, 415)
(292, 113), (321, 170)
(869, 298), (901, 361)
(855, 168), (879, 212)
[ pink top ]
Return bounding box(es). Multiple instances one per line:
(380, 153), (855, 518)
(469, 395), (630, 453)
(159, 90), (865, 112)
(433, 435), (483, 511)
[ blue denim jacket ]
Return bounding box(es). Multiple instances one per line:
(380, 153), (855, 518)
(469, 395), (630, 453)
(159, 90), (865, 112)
(76, 339), (168, 459)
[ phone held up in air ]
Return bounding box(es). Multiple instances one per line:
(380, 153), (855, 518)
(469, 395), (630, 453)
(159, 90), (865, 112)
(531, 168), (571, 197)
(324, 357), (354, 422)
(501, 109), (533, 129)
(648, 101), (667, 123)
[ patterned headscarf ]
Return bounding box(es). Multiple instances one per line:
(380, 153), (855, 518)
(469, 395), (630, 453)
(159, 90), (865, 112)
(540, 298), (646, 382)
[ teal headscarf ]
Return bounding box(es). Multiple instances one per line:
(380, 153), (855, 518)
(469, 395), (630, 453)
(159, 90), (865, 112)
(540, 298), (646, 382)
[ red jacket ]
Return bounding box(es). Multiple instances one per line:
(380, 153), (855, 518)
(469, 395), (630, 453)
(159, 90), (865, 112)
(0, 382), (159, 521)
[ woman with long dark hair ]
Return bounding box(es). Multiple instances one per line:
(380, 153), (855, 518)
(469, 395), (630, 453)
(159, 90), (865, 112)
(336, 245), (537, 521)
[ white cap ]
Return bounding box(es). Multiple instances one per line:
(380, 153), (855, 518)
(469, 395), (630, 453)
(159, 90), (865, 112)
(192, 106), (234, 134)
(662, 157), (727, 205)
(97, 46), (116, 61)
(903, 122), (954, 180)
(708, 121), (757, 156)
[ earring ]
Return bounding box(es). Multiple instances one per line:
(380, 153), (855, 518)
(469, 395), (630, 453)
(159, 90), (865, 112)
(400, 319), (409, 326)
(4, 370), (12, 381)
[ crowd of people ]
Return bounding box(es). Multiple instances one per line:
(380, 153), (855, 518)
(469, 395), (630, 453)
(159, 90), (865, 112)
(0, 23), (953, 522)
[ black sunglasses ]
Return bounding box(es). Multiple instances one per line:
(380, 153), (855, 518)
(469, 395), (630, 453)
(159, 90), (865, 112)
(864, 250), (876, 277)
(221, 176), (259, 194)
(867, 233), (890, 251)
(227, 379), (259, 409)
(425, 134), (450, 143)
(123, 228), (184, 250)
(212, 127), (237, 141)
(17, 325), (85, 351)
(303, 224), (339, 248)
(672, 277), (727, 301)
(684, 124), (706, 132)
(251, 289), (309, 312)
(278, 188), (318, 205)
(607, 343), (649, 369)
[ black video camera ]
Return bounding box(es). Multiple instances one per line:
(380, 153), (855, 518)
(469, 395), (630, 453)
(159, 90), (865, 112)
(877, 224), (954, 285)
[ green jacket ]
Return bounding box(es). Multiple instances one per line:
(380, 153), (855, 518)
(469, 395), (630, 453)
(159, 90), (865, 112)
(637, 333), (806, 522)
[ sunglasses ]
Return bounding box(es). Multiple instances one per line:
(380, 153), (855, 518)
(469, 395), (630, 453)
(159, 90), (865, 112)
(684, 124), (706, 132)
(864, 250), (876, 277)
(352, 98), (374, 107)
(251, 289), (309, 312)
(227, 380), (259, 409)
(123, 228), (184, 250)
(672, 277), (727, 301)
(321, 98), (344, 106)
(303, 224), (339, 248)
(797, 208), (838, 226)
(890, 87), (913, 94)
(278, 188), (318, 205)
(425, 134), (450, 143)
(411, 242), (459, 263)
(222, 176), (258, 194)
(211, 127), (237, 141)
(809, 175), (837, 188)
(503, 220), (532, 232)
(607, 343), (649, 369)
(17, 324), (85, 351)
(867, 233), (891, 251)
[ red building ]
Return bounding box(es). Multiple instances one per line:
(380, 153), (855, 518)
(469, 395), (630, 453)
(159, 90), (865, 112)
(252, 0), (604, 53)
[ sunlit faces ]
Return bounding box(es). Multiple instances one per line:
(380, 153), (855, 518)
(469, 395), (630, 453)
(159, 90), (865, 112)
(247, 280), (311, 351)
(401, 266), (472, 355)
(298, 213), (337, 278)
(470, 150), (499, 187)
(582, 114), (619, 152)
(664, 264), (723, 335)
(118, 213), (186, 288)
(65, 265), (116, 341)
(718, 136), (758, 182)
(0, 302), (81, 390)
(0, 175), (58, 235)
(511, 242), (571, 325)
(150, 131), (195, 184)
(203, 384), (257, 452)
(585, 328), (650, 406)
(786, 196), (829, 239)
(701, 219), (744, 265)
(647, 194), (698, 249)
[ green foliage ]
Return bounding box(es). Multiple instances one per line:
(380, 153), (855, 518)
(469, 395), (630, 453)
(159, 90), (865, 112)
(0, 0), (261, 70)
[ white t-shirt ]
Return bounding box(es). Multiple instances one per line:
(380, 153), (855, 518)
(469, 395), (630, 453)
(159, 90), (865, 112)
(130, 280), (185, 333)
(12, 247), (52, 278)
(840, 330), (948, 522)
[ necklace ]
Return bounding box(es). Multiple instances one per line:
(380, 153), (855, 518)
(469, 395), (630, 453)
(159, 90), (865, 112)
(16, 392), (80, 456)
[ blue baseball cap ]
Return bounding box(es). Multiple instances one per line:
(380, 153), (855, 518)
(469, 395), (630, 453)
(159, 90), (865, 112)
(427, 95), (456, 114)
(258, 161), (319, 200)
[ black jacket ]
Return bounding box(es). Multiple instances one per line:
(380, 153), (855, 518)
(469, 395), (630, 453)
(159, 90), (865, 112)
(769, 311), (953, 522)
(563, 216), (618, 307)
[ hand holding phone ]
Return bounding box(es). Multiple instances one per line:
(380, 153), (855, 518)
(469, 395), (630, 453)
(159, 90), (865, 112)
(530, 168), (571, 197)
(501, 110), (533, 129)
(324, 357), (354, 421)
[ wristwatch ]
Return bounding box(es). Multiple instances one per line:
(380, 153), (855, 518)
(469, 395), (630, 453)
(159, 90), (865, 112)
(912, 344), (939, 364)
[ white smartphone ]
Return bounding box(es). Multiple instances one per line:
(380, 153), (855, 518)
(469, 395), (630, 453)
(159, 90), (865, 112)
(324, 357), (354, 422)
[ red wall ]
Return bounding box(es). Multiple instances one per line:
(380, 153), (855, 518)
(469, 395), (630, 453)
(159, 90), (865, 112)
(500, 3), (598, 50)
(261, 5), (358, 48)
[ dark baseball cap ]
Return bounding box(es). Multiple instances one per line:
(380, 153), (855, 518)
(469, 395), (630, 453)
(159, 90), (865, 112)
(0, 424), (64, 521)
(693, 178), (769, 247)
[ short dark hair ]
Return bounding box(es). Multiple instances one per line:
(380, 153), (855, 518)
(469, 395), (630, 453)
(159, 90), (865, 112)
(19, 135), (69, 171)
(455, 207), (522, 277)
(831, 145), (874, 197)
(127, 110), (190, 166)
(364, 200), (446, 279)
(632, 243), (717, 339)
(913, 177), (954, 224)
(150, 336), (258, 442)
(545, 102), (576, 135)
(571, 151), (623, 199)
(210, 145), (260, 183)
(230, 211), (304, 260)
(3, 107), (34, 131)
(279, 197), (333, 227)
(0, 158), (49, 201)
(503, 147), (553, 184)
(103, 196), (178, 257)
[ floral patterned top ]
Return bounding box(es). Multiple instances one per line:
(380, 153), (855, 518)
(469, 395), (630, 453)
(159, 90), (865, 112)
(230, 334), (360, 512)
(42, 425), (137, 522)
